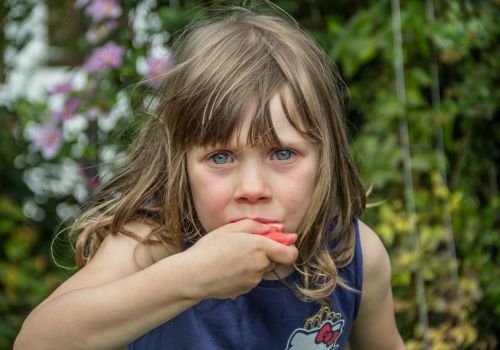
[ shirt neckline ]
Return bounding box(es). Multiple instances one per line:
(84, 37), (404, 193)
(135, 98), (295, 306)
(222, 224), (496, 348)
(257, 270), (300, 288)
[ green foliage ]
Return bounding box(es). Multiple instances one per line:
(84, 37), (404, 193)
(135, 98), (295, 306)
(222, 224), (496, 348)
(0, 107), (66, 349)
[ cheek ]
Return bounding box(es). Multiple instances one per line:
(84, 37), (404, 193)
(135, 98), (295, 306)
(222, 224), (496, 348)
(279, 167), (317, 212)
(193, 182), (226, 207)
(188, 171), (231, 230)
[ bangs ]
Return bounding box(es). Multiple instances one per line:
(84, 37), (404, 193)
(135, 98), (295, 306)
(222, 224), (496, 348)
(193, 84), (313, 150)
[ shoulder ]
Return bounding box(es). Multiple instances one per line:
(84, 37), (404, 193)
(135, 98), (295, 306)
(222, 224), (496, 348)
(349, 219), (405, 349)
(107, 219), (176, 268)
(86, 219), (176, 276)
(357, 220), (392, 287)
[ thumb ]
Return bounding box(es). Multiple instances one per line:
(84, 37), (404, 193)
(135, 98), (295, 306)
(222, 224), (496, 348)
(263, 238), (299, 266)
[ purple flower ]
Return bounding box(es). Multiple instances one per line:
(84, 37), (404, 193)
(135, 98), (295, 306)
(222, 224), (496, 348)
(50, 80), (73, 95)
(30, 124), (63, 160)
(85, 0), (122, 22)
(88, 175), (101, 188)
(83, 42), (124, 72)
(52, 98), (81, 121)
(144, 56), (174, 89)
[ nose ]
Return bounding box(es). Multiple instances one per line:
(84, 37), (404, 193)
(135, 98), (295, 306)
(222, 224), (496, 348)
(234, 161), (271, 204)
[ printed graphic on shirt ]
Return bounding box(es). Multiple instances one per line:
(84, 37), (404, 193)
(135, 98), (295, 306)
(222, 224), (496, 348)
(284, 305), (345, 350)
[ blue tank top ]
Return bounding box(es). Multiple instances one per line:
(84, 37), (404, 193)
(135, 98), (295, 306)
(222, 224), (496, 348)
(127, 218), (363, 350)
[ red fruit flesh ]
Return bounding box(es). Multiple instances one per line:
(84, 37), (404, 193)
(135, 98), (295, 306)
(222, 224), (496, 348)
(262, 232), (297, 246)
(267, 223), (285, 233)
(257, 223), (296, 245)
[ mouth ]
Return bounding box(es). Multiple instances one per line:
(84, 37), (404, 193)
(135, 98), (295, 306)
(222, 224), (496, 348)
(228, 217), (281, 224)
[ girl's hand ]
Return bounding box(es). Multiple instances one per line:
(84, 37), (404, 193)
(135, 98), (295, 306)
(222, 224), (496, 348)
(180, 219), (298, 301)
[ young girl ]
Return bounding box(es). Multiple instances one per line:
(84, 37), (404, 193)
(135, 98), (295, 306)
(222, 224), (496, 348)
(15, 6), (404, 350)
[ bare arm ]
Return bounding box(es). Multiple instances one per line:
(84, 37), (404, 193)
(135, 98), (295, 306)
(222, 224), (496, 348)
(14, 220), (298, 350)
(14, 221), (196, 350)
(349, 221), (405, 350)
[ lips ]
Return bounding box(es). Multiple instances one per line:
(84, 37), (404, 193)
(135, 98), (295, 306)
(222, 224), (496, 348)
(228, 217), (281, 224)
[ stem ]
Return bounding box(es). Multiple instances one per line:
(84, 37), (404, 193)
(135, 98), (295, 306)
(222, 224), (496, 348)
(391, 0), (430, 347)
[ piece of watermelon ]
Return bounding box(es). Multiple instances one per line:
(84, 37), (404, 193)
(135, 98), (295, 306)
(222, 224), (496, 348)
(266, 223), (285, 233)
(261, 232), (297, 246)
(259, 223), (296, 245)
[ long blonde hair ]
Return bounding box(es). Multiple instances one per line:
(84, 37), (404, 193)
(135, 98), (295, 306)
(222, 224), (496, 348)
(68, 5), (366, 303)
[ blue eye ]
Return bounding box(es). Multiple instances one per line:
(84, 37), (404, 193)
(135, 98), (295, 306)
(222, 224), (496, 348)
(210, 152), (232, 164)
(273, 149), (293, 160)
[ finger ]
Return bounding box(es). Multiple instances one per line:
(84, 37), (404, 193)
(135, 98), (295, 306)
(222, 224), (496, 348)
(224, 219), (272, 235)
(265, 262), (277, 273)
(263, 239), (299, 266)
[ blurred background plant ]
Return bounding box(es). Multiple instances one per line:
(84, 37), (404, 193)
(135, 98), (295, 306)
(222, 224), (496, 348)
(0, 0), (498, 349)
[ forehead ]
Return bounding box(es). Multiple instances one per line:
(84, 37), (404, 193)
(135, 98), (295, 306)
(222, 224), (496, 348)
(233, 92), (299, 147)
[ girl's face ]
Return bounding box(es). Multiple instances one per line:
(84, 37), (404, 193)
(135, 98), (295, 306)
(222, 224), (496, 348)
(186, 93), (320, 234)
